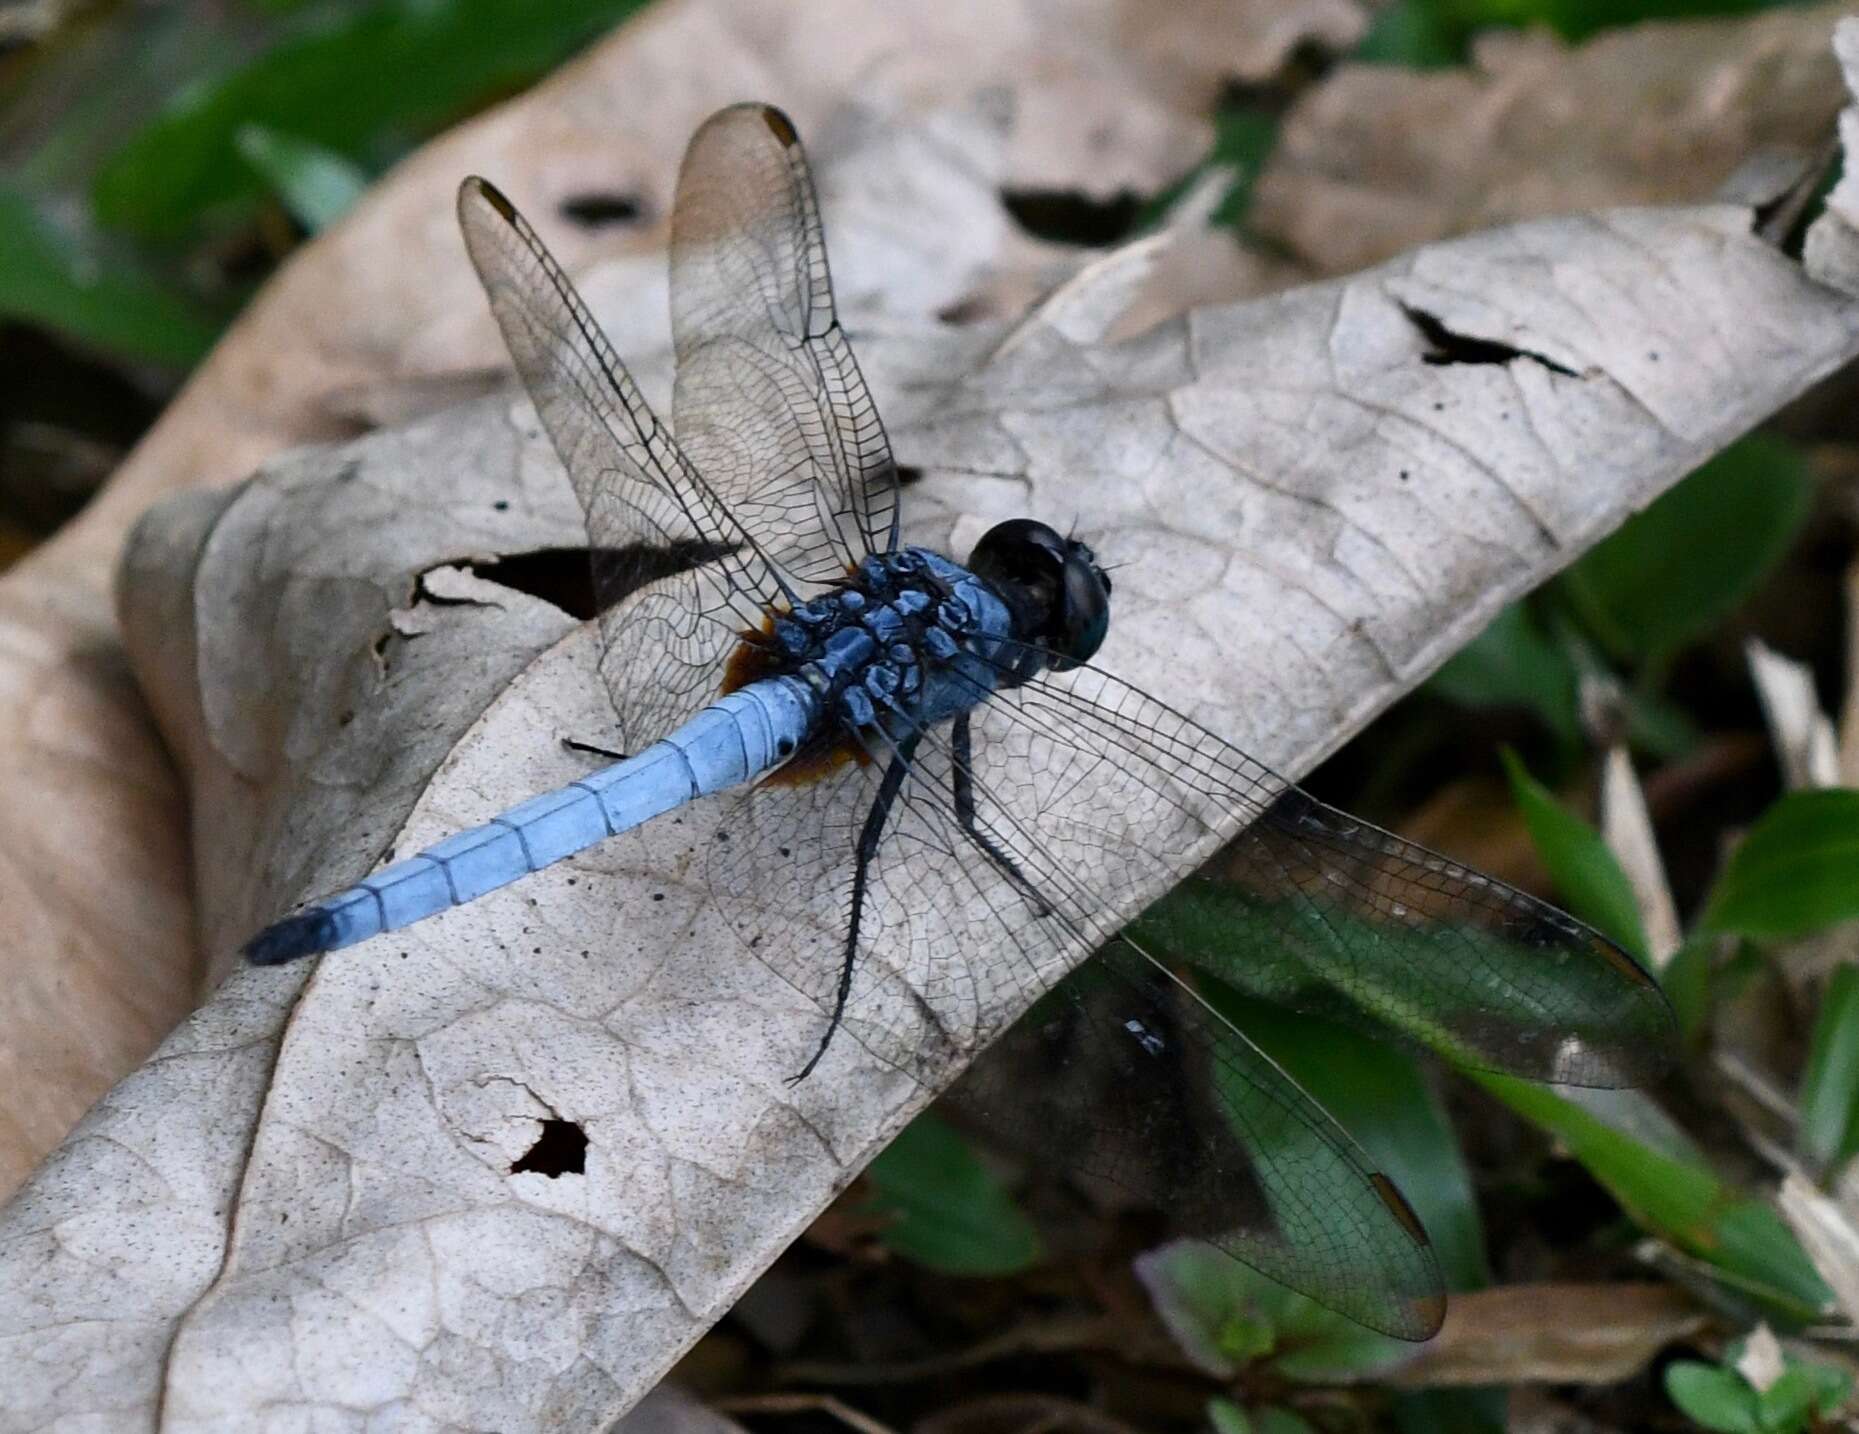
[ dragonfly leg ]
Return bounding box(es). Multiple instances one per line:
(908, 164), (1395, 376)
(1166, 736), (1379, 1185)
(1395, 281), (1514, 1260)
(792, 731), (921, 1083)
(951, 714), (1051, 918)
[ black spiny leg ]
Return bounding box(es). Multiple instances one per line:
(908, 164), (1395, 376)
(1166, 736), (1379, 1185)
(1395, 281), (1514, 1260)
(793, 733), (921, 1083)
(952, 713), (1051, 918)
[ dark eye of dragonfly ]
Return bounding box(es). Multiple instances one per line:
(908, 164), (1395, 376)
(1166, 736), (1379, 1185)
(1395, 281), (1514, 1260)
(968, 518), (1112, 671)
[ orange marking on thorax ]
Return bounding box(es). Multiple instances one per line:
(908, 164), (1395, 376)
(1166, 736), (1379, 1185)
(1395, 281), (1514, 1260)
(720, 617), (779, 696)
(720, 608), (873, 789)
(758, 736), (872, 789)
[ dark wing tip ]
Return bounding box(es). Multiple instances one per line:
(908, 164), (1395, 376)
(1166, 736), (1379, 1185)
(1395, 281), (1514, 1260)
(1370, 1172), (1432, 1248)
(1369, 1172), (1447, 1340)
(1404, 1288), (1449, 1342)
(1579, 928), (1683, 1085)
(460, 175), (517, 224)
(758, 104), (799, 147)
(245, 909), (339, 966)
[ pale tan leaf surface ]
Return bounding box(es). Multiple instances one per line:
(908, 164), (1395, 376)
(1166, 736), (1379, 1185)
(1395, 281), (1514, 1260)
(0, 0), (1327, 1203)
(617, 1385), (749, 1434)
(1599, 746), (1682, 969)
(5, 13), (1859, 1431)
(1254, 2), (1853, 275)
(1387, 1283), (1705, 1387)
(1747, 636), (1841, 789)
(1808, 16), (1859, 293)
(1781, 1170), (1859, 1327)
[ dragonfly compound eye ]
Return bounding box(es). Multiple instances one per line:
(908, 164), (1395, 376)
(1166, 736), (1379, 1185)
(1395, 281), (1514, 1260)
(1055, 549), (1110, 668)
(968, 517), (1111, 667)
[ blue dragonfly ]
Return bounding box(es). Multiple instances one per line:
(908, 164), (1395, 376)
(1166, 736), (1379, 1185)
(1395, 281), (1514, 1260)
(246, 103), (1677, 1340)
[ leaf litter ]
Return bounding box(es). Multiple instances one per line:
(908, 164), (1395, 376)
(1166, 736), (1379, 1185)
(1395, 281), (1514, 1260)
(3, 5), (1859, 1430)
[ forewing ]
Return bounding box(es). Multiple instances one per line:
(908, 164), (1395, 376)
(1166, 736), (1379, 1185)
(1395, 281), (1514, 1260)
(458, 177), (791, 748)
(670, 104), (899, 577)
(962, 641), (1678, 1088)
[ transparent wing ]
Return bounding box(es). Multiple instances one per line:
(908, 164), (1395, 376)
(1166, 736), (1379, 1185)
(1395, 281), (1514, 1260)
(900, 729), (1447, 1340)
(707, 723), (1445, 1340)
(458, 176), (794, 749)
(959, 639), (1678, 1088)
(705, 637), (1673, 1334)
(670, 104), (899, 577)
(707, 741), (1039, 1079)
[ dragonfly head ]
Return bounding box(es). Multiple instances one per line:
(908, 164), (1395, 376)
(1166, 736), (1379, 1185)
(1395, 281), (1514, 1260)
(968, 519), (1112, 671)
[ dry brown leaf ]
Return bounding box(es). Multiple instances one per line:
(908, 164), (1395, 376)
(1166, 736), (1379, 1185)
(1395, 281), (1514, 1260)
(0, 0), (1339, 1202)
(1507, 1386), (1626, 1434)
(1254, 2), (1852, 274)
(620, 1385), (749, 1434)
(1747, 637), (1841, 789)
(1735, 1323), (1788, 1392)
(1388, 1283), (1705, 1387)
(1780, 1170), (1859, 1327)
(1599, 746), (1682, 969)
(1400, 774), (1551, 897)
(10, 97), (1859, 1428)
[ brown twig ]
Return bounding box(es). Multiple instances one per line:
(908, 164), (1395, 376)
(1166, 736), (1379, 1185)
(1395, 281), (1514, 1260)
(712, 1393), (900, 1434)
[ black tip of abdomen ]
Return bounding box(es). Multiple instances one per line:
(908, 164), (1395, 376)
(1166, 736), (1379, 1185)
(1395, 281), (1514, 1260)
(244, 909), (340, 966)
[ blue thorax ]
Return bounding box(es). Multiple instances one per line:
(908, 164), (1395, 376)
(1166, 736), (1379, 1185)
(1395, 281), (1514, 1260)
(769, 548), (1016, 736)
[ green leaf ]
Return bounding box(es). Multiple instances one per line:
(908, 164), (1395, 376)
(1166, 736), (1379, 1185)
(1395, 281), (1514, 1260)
(1561, 1086), (1707, 1167)
(1666, 1361), (1762, 1434)
(1557, 434), (1813, 665)
(235, 124), (370, 232)
(0, 179), (221, 366)
(1207, 1399), (1252, 1434)
(94, 0), (651, 240)
(1390, 1389), (1507, 1434)
(1663, 935), (1715, 1044)
(1357, 0), (1816, 61)
(1269, 1301), (1418, 1386)
(1427, 603), (1579, 742)
(1483, 1076), (1830, 1317)
(1353, 2), (1464, 65)
(1251, 1409), (1317, 1434)
(1136, 1242), (1283, 1377)
(1500, 749), (1650, 962)
(1797, 965), (1859, 1172)
(1140, 108), (1278, 233)
(1432, 0), (1817, 47)
(1134, 1240), (1414, 1383)
(1757, 1361), (1850, 1432)
(1622, 683), (1704, 761)
(1205, 989), (1489, 1292)
(1202, 111), (1279, 230)
(1701, 790), (1859, 939)
(863, 1111), (1040, 1276)
(1795, 1357), (1853, 1417)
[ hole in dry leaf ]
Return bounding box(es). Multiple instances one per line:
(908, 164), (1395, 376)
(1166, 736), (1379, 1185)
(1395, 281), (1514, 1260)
(559, 191), (650, 228)
(460, 540), (741, 620)
(894, 465), (924, 487)
(460, 548), (599, 618)
(510, 1118), (588, 1178)
(1399, 303), (1578, 378)
(1000, 187), (1142, 247)
(935, 294), (996, 326)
